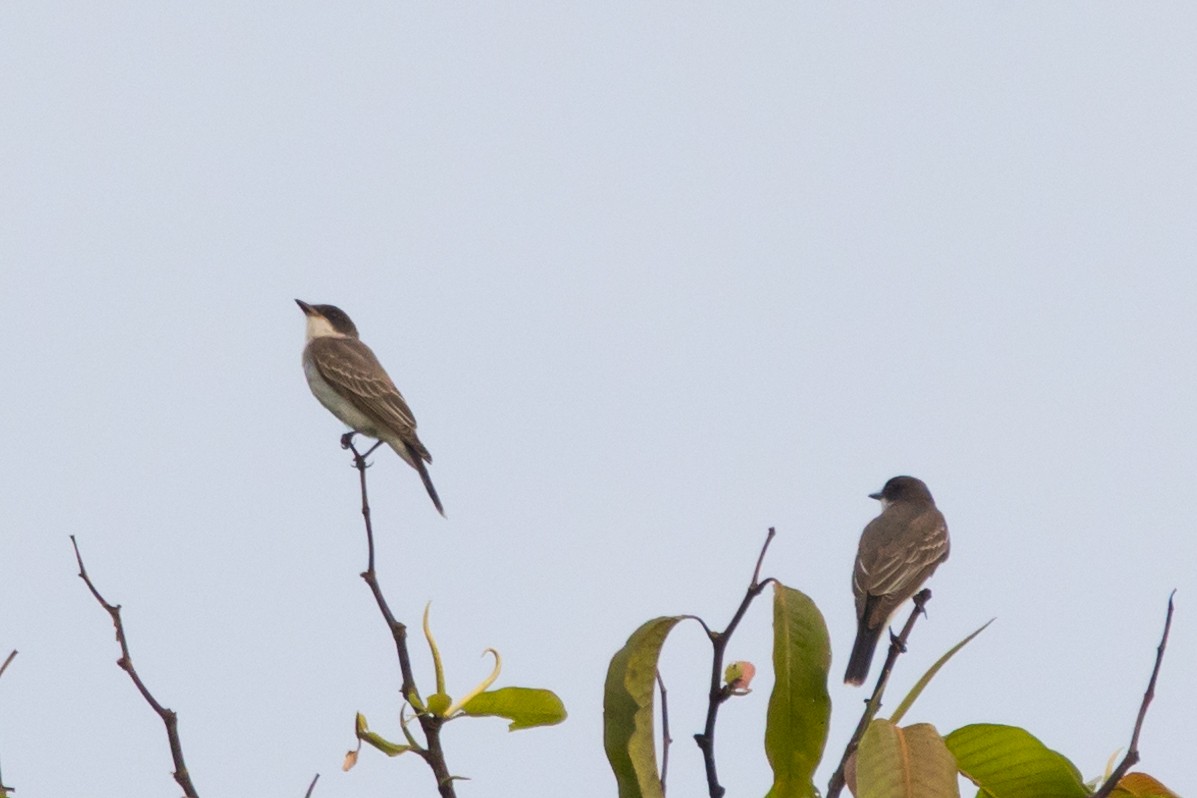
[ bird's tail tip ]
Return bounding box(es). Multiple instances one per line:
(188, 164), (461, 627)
(413, 455), (446, 519)
(427, 480), (446, 518)
(843, 624), (881, 686)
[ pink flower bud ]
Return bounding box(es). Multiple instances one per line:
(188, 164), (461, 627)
(724, 661), (756, 691)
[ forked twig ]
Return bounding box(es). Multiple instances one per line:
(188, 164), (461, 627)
(71, 536), (199, 798)
(826, 589), (932, 798)
(343, 437), (455, 797)
(1090, 591), (1176, 798)
(692, 527), (777, 798)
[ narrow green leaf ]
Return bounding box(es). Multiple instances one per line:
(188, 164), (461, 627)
(603, 616), (684, 798)
(856, 719), (960, 798)
(360, 731), (413, 757)
(398, 708), (421, 749)
(459, 686), (567, 730)
(946, 724), (1087, 798)
(764, 582), (832, 798)
(355, 713), (413, 757)
(889, 618), (994, 725)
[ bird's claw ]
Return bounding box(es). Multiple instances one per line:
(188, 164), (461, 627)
(913, 588), (932, 616)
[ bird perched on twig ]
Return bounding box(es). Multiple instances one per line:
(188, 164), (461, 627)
(296, 299), (444, 517)
(844, 476), (949, 685)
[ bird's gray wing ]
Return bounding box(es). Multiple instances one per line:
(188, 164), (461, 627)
(308, 337), (432, 462)
(854, 506), (949, 623)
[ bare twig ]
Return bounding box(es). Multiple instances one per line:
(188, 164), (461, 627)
(303, 773), (319, 798)
(344, 437), (455, 798)
(826, 589), (932, 798)
(70, 536), (199, 798)
(656, 670), (672, 796)
(692, 527), (777, 798)
(1090, 591), (1176, 798)
(0, 649), (13, 795)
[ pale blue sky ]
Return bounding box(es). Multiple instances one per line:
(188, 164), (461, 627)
(2, 4), (1194, 796)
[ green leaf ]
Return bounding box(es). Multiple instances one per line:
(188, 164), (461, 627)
(355, 712), (414, 757)
(459, 686), (568, 730)
(856, 719), (960, 798)
(889, 618), (994, 725)
(603, 616), (684, 798)
(764, 582), (832, 798)
(946, 724), (1087, 798)
(427, 692), (452, 716)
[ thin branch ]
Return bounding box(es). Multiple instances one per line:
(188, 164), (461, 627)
(70, 536), (199, 798)
(692, 527), (777, 798)
(680, 614), (715, 638)
(303, 773), (319, 798)
(826, 588), (932, 798)
(656, 670), (672, 796)
(0, 649), (13, 795)
(1090, 590), (1176, 798)
(344, 437), (456, 798)
(749, 530), (774, 586)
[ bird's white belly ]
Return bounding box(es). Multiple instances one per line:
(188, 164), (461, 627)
(303, 358), (383, 438)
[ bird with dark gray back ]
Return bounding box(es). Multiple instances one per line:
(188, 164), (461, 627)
(296, 300), (444, 517)
(844, 476), (949, 686)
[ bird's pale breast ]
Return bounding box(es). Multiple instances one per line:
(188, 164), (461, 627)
(303, 352), (383, 438)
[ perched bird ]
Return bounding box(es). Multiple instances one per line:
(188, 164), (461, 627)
(844, 476), (949, 685)
(296, 300), (444, 516)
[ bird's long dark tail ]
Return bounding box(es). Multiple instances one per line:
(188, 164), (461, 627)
(844, 619), (883, 686)
(412, 455), (445, 518)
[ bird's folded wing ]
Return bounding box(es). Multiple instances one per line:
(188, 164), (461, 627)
(309, 337), (421, 438)
(859, 517), (949, 598)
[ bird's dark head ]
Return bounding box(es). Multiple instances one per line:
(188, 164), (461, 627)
(296, 299), (360, 339)
(869, 475), (934, 506)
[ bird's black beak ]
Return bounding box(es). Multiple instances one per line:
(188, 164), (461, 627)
(868, 491), (882, 500)
(295, 299), (315, 315)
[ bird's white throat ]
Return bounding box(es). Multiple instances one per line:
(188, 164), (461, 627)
(305, 314), (347, 341)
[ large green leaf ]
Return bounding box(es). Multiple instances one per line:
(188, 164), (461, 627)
(946, 724), (1087, 798)
(460, 686), (567, 730)
(764, 582), (831, 798)
(856, 719), (959, 798)
(603, 616), (684, 798)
